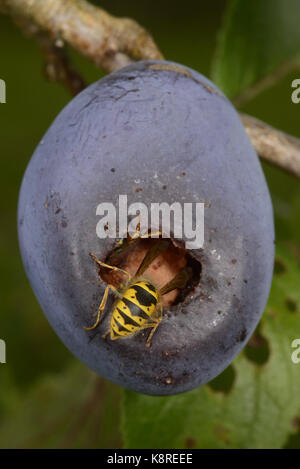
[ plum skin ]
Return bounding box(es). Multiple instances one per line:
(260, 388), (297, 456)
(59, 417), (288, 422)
(18, 60), (274, 396)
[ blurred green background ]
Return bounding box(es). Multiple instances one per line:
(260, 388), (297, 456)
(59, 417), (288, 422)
(0, 0), (300, 448)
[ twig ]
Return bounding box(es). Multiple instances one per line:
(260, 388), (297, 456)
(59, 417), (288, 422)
(232, 61), (299, 108)
(1, 0), (300, 178)
(241, 114), (300, 179)
(39, 35), (86, 96)
(0, 0), (163, 72)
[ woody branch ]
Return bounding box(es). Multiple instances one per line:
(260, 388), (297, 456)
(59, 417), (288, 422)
(1, 0), (300, 178)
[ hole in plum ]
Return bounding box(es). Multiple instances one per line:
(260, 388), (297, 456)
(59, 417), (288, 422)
(244, 328), (270, 365)
(99, 234), (202, 307)
(207, 364), (235, 394)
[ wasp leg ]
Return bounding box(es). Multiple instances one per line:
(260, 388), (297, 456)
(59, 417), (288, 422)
(84, 284), (117, 331)
(129, 215), (163, 240)
(140, 317), (162, 348)
(102, 330), (110, 340)
(146, 304), (164, 347)
(90, 252), (131, 279)
(128, 214), (141, 241)
(137, 304), (163, 347)
(140, 230), (162, 239)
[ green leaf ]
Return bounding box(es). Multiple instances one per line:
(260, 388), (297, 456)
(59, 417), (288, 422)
(212, 0), (300, 100)
(122, 245), (300, 449)
(0, 362), (122, 449)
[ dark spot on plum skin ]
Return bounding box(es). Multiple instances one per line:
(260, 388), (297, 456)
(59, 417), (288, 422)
(236, 327), (247, 343)
(206, 276), (218, 290)
(162, 349), (181, 359)
(156, 370), (190, 387)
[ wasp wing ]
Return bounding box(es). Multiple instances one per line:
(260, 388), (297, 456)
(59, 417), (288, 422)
(159, 267), (192, 296)
(136, 239), (170, 276)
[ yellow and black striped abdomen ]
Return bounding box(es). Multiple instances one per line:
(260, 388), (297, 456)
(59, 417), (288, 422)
(110, 281), (159, 339)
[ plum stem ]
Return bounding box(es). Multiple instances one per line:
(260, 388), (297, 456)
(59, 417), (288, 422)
(241, 114), (300, 179)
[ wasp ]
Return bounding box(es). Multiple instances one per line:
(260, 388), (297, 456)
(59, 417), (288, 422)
(84, 224), (191, 347)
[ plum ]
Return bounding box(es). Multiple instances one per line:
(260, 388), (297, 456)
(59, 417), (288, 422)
(18, 60), (274, 395)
